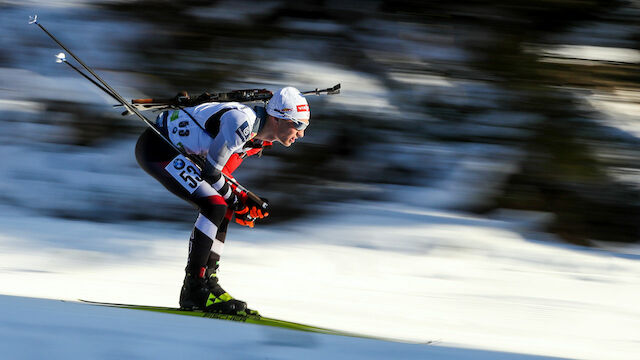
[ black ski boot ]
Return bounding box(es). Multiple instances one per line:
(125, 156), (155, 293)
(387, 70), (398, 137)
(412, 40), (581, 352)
(204, 265), (259, 316)
(179, 266), (258, 315)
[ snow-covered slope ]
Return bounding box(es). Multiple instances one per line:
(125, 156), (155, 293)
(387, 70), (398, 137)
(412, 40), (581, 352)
(1, 202), (639, 360)
(1, 295), (567, 360)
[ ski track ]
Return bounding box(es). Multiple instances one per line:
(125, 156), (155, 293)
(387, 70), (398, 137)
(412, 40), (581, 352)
(0, 202), (639, 360)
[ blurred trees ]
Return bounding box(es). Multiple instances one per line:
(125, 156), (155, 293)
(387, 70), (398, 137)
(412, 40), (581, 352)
(12, 0), (637, 243)
(103, 0), (640, 243)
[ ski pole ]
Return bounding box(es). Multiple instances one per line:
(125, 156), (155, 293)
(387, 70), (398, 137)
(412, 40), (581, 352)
(29, 15), (267, 209)
(55, 53), (122, 105)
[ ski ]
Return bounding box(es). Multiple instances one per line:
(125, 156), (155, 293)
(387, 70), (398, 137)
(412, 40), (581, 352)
(78, 299), (390, 341)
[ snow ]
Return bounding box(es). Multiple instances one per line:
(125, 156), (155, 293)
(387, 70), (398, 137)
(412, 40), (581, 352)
(388, 72), (455, 87)
(1, 200), (640, 360)
(1, 297), (564, 360)
(586, 90), (640, 140)
(183, 0), (282, 23)
(538, 45), (640, 63)
(0, 102), (636, 359)
(253, 59), (397, 115)
(0, 67), (109, 105)
(1, 3), (639, 359)
(277, 18), (349, 34)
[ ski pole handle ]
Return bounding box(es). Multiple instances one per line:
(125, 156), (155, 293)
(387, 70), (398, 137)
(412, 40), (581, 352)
(246, 190), (268, 210)
(223, 174), (268, 210)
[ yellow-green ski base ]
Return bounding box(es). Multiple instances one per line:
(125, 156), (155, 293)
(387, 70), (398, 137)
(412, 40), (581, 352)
(78, 299), (394, 341)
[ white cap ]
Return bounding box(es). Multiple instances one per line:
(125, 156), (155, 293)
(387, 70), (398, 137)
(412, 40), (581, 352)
(266, 87), (310, 122)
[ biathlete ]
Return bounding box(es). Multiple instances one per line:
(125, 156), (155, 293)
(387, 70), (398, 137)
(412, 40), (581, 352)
(135, 87), (310, 315)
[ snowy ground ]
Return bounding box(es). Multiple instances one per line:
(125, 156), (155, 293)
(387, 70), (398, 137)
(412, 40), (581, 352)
(1, 201), (639, 360)
(1, 3), (639, 359)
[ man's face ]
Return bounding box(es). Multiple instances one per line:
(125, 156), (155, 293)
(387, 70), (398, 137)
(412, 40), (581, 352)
(276, 118), (308, 147)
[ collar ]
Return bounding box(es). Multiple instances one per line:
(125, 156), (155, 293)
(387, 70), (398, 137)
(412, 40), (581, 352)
(252, 106), (267, 134)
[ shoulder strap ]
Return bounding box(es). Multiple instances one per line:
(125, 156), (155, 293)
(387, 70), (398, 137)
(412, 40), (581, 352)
(204, 107), (234, 136)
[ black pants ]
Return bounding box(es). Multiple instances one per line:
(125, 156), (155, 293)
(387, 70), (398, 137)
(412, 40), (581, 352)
(135, 128), (232, 273)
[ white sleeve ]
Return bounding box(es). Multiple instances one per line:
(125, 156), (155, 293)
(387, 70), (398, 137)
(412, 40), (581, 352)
(206, 109), (252, 171)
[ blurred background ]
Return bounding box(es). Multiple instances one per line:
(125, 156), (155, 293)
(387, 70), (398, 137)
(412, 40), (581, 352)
(1, 0), (639, 245)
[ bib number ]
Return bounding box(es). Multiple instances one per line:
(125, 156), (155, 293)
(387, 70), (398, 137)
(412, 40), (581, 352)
(165, 155), (203, 194)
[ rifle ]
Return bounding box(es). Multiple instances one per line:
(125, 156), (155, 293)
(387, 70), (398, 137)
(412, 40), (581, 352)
(127, 84), (341, 113)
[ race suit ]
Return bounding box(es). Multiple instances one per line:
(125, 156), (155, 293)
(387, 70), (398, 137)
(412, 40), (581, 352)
(135, 102), (269, 273)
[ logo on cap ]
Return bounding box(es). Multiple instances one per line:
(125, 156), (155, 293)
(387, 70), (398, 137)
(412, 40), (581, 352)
(296, 104), (309, 112)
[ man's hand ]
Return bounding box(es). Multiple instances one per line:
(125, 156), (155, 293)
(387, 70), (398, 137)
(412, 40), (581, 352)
(247, 197), (269, 219)
(234, 207), (255, 228)
(233, 197), (269, 228)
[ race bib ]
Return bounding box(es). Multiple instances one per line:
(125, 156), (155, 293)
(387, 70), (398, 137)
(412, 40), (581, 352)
(165, 155), (204, 194)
